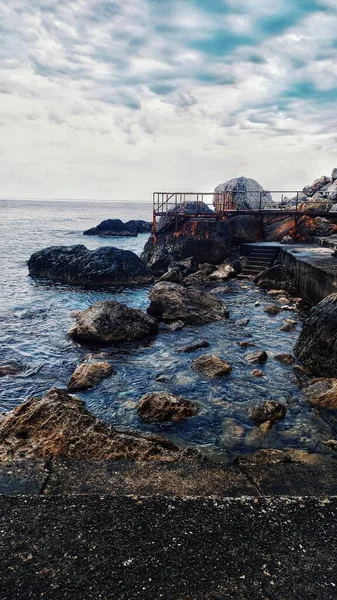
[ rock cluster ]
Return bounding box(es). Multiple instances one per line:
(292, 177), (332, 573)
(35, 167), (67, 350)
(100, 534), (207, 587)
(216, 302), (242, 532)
(28, 245), (153, 288)
(69, 300), (158, 346)
(84, 219), (151, 237)
(0, 388), (202, 462)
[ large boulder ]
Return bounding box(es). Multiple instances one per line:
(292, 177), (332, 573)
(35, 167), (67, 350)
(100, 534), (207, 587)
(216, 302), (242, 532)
(142, 219), (232, 270)
(69, 300), (158, 346)
(305, 379), (337, 410)
(228, 215), (262, 243)
(263, 215), (314, 242)
(0, 388), (202, 462)
(28, 245), (153, 288)
(213, 177), (272, 211)
(84, 219), (152, 237)
(294, 294), (337, 377)
(137, 392), (198, 423)
(147, 282), (229, 325)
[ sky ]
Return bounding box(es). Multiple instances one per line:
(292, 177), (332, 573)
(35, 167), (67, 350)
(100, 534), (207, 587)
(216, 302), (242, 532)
(1, 0), (337, 201)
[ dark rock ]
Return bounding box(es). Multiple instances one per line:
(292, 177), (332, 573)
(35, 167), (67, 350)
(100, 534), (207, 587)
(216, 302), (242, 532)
(84, 219), (137, 237)
(178, 340), (210, 353)
(147, 282), (229, 325)
(264, 304), (281, 316)
(166, 320), (185, 331)
(170, 256), (199, 276)
(158, 267), (183, 284)
(84, 219), (152, 237)
(0, 388), (199, 462)
(137, 392), (198, 423)
(332, 168), (337, 182)
(142, 219), (232, 268)
(245, 350), (268, 364)
(28, 245), (153, 288)
(67, 362), (115, 391)
(184, 266), (215, 286)
(237, 341), (255, 348)
(248, 400), (287, 425)
(143, 247), (171, 276)
(0, 364), (22, 377)
(274, 353), (295, 366)
(191, 354), (232, 377)
(255, 264), (289, 291)
(236, 318), (250, 326)
(311, 217), (337, 237)
(68, 300), (158, 346)
(124, 220), (152, 234)
(263, 215), (314, 242)
(294, 293), (337, 377)
(229, 215), (262, 243)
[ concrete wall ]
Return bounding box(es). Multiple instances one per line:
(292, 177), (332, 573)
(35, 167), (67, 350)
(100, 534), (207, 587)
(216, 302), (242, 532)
(280, 248), (337, 304)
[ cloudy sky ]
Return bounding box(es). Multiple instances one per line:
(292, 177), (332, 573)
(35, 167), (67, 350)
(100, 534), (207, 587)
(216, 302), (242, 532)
(1, 0), (337, 200)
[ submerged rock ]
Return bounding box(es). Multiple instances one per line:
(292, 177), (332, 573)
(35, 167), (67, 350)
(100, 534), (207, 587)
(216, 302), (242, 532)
(251, 369), (265, 377)
(248, 400), (287, 425)
(147, 282), (229, 325)
(68, 300), (158, 346)
(137, 392), (198, 423)
(0, 388), (202, 462)
(0, 364), (22, 377)
(28, 245), (153, 288)
(274, 353), (295, 366)
(67, 361), (115, 391)
(264, 304), (282, 316)
(245, 350), (268, 364)
(178, 340), (210, 353)
(294, 293), (337, 377)
(191, 354), (232, 377)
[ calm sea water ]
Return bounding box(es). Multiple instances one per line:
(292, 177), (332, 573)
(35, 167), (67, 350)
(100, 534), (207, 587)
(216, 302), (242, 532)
(0, 199), (333, 461)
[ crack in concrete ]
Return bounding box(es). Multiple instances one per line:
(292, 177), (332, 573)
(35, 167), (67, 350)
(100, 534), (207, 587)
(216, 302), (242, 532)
(236, 466), (264, 498)
(39, 458), (53, 495)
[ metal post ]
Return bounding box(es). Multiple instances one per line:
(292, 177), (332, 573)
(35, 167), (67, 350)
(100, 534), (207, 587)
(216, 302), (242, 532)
(259, 191), (262, 212)
(296, 191), (299, 213)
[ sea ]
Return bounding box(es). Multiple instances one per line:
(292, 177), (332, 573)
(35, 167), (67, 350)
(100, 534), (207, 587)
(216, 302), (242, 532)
(0, 199), (332, 462)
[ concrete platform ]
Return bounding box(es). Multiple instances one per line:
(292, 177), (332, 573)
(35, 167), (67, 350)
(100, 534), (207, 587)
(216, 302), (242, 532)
(0, 459), (337, 599)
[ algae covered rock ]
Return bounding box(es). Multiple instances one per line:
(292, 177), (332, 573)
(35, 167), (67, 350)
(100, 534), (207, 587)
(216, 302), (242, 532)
(69, 300), (158, 346)
(147, 282), (229, 325)
(137, 392), (198, 423)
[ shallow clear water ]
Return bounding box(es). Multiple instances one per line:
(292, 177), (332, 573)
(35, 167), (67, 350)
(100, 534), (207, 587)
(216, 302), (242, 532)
(0, 199), (333, 462)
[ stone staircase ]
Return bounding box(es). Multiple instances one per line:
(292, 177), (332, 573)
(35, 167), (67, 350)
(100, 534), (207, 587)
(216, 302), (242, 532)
(239, 245), (279, 278)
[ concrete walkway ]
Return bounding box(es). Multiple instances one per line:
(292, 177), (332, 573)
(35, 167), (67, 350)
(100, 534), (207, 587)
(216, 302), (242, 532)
(1, 458), (337, 599)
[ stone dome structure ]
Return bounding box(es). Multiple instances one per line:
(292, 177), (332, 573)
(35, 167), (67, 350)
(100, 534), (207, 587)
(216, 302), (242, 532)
(213, 176), (272, 211)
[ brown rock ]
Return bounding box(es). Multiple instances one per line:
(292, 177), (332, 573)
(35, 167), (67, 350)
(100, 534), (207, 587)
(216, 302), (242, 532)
(274, 354), (295, 366)
(248, 400), (287, 425)
(191, 354), (232, 377)
(67, 362), (114, 391)
(0, 364), (22, 377)
(237, 341), (256, 348)
(251, 369), (265, 377)
(245, 350), (268, 364)
(305, 378), (337, 410)
(137, 392), (198, 423)
(264, 304), (281, 316)
(0, 388), (204, 462)
(68, 300), (158, 346)
(147, 282), (229, 325)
